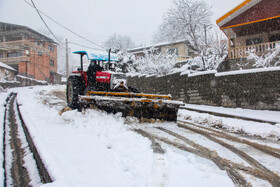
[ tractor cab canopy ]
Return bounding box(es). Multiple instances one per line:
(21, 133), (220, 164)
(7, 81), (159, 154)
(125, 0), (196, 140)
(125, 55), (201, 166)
(73, 50), (118, 62)
(73, 50), (118, 72)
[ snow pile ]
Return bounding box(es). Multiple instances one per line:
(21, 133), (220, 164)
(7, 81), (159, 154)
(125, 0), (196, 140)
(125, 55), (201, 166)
(178, 108), (280, 140)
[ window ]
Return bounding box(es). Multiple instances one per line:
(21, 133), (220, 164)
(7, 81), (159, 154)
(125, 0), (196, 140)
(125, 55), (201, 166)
(50, 60), (54, 66)
(269, 34), (280, 42)
(48, 45), (54, 52)
(7, 52), (22, 58)
(0, 53), (3, 58)
(246, 38), (263, 46)
(168, 48), (178, 55)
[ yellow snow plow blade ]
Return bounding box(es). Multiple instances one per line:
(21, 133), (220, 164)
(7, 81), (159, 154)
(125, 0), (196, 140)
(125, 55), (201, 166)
(79, 91), (183, 121)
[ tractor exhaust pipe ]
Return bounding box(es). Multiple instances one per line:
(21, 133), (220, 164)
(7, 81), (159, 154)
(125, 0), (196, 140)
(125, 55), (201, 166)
(108, 48), (112, 71)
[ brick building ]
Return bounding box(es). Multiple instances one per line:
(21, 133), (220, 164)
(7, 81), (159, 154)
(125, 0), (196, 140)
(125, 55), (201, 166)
(216, 0), (280, 59)
(0, 22), (60, 83)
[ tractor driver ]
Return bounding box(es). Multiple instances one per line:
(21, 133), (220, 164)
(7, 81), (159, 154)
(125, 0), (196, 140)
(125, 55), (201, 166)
(87, 60), (103, 86)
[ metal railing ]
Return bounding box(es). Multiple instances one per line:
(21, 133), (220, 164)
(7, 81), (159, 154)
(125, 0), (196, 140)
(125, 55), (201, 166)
(229, 41), (279, 59)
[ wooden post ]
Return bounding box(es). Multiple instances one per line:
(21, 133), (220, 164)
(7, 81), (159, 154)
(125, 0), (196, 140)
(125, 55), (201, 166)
(227, 28), (231, 59)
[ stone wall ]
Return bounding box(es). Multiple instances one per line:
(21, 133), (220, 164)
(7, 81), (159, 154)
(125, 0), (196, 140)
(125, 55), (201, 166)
(127, 68), (280, 110)
(0, 75), (48, 89)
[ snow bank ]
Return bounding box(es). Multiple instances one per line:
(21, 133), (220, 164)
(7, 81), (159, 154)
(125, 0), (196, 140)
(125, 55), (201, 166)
(184, 104), (280, 124)
(179, 106), (280, 140)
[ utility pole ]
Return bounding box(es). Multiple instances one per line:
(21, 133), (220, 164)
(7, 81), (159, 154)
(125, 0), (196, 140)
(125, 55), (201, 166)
(66, 39), (69, 78)
(204, 24), (207, 46)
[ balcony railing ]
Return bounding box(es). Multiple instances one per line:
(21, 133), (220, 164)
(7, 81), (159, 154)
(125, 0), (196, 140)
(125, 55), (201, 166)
(229, 41), (280, 59)
(0, 56), (30, 63)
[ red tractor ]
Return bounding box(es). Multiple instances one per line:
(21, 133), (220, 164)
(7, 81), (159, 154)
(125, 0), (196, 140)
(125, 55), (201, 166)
(67, 50), (137, 108)
(66, 50), (182, 121)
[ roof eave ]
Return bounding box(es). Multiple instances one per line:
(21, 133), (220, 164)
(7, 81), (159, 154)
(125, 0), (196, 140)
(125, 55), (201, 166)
(216, 0), (262, 28)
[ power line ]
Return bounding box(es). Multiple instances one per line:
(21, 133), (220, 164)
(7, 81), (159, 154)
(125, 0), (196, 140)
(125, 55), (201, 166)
(29, 0), (62, 44)
(68, 41), (105, 51)
(24, 0), (105, 49)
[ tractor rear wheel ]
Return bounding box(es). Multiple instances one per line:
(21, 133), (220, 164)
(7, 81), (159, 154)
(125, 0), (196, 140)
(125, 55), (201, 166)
(66, 76), (84, 109)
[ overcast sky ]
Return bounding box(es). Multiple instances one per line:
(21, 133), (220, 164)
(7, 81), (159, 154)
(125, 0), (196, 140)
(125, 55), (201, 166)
(0, 0), (243, 50)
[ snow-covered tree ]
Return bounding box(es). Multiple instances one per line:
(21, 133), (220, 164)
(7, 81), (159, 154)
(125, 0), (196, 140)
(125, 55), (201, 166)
(153, 0), (227, 71)
(193, 29), (228, 70)
(131, 48), (177, 75)
(115, 51), (136, 73)
(153, 0), (212, 53)
(104, 34), (135, 52)
(247, 44), (280, 68)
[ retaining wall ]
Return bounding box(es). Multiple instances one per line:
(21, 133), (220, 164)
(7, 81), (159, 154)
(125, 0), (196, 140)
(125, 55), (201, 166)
(127, 68), (280, 110)
(0, 75), (48, 89)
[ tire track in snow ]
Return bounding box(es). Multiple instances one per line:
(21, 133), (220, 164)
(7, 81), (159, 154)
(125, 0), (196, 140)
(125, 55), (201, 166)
(178, 120), (280, 158)
(134, 128), (249, 186)
(3, 93), (52, 186)
(135, 129), (169, 187)
(133, 120), (280, 186)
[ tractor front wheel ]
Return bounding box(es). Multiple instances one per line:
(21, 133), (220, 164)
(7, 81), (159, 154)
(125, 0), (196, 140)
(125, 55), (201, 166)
(66, 76), (83, 109)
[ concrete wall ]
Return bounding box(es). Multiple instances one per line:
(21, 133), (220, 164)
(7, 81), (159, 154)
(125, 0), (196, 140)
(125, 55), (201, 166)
(127, 68), (280, 110)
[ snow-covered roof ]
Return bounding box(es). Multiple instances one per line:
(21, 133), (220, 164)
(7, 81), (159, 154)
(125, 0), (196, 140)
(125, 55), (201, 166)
(216, 0), (262, 28)
(128, 39), (188, 53)
(73, 50), (118, 61)
(0, 62), (16, 71)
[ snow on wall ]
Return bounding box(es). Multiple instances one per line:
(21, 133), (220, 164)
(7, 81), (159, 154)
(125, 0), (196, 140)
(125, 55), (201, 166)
(127, 68), (280, 111)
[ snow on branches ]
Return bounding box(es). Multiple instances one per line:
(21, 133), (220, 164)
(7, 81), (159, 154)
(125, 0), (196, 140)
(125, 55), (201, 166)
(132, 48), (177, 76)
(153, 0), (212, 53)
(104, 34), (135, 53)
(117, 48), (177, 76)
(153, 0), (227, 71)
(247, 43), (280, 68)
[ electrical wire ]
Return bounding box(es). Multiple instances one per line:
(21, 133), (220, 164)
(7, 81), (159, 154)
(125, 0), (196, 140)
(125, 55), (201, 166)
(24, 0), (106, 49)
(68, 41), (105, 51)
(29, 0), (62, 44)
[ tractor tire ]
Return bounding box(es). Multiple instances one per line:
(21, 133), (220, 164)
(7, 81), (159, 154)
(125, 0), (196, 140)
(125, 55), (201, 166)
(66, 76), (84, 109)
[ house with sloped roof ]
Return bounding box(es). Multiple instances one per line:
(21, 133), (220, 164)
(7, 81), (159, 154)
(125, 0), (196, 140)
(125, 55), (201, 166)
(128, 40), (196, 63)
(0, 61), (17, 81)
(217, 0), (280, 60)
(0, 22), (60, 83)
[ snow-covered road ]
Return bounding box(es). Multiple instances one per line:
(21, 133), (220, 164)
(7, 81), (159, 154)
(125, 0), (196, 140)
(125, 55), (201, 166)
(1, 85), (280, 186)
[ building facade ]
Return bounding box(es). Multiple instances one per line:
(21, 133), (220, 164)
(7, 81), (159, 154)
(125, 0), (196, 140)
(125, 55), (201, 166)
(0, 22), (59, 83)
(216, 0), (280, 59)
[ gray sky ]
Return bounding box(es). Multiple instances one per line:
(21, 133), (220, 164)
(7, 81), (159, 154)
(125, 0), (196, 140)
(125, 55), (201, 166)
(0, 0), (241, 50)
